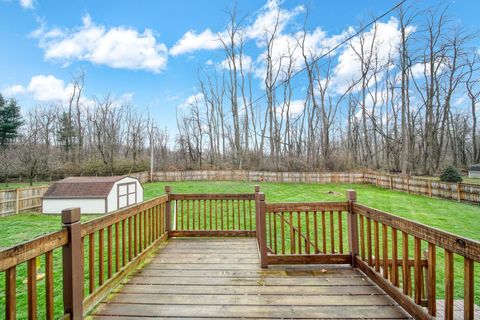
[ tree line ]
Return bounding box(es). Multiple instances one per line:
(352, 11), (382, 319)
(1, 3), (479, 184)
(176, 4), (480, 175)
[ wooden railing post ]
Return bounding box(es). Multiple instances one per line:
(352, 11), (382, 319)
(256, 192), (268, 268)
(62, 208), (83, 319)
(347, 190), (358, 267)
(254, 186), (260, 239)
(165, 186), (172, 236)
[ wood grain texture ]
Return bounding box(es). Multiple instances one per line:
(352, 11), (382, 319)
(92, 238), (409, 319)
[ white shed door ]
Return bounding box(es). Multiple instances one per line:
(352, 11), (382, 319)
(118, 182), (137, 209)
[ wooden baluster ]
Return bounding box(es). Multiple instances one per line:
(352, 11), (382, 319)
(338, 211), (343, 253)
(89, 233), (95, 293)
(237, 200), (241, 230)
(143, 210), (147, 246)
(330, 211), (335, 253)
(121, 220), (126, 267)
(115, 222), (120, 272)
(226, 200), (229, 230)
(273, 212), (277, 254)
(128, 217), (132, 260)
(203, 200), (207, 230)
(297, 212), (302, 254)
(305, 211), (310, 254)
(444, 249), (454, 320)
(27, 257), (37, 320)
(209, 200), (213, 230)
(215, 200), (218, 230)
(289, 212), (295, 254)
(45, 251), (54, 320)
(134, 214), (138, 256)
(220, 200), (224, 230)
(269, 211), (273, 250)
(243, 200), (246, 230)
(281, 212), (285, 254)
(107, 225), (113, 278)
(6, 266), (16, 320)
(198, 200), (201, 230)
(187, 200), (191, 230)
(427, 243), (436, 316)
(322, 211), (327, 253)
(359, 215), (365, 260)
(414, 237), (421, 304)
(367, 218), (372, 267)
(464, 257), (474, 320)
(374, 221), (380, 272)
(249, 200), (253, 230)
(402, 232), (411, 296)
(391, 228), (398, 286)
(180, 200), (184, 230)
(313, 211), (319, 253)
(382, 224), (388, 279)
(99, 229), (104, 285)
(138, 213), (142, 250)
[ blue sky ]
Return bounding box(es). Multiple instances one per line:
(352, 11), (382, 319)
(1, 0), (479, 132)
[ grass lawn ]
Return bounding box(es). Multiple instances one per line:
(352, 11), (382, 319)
(0, 181), (51, 190)
(1, 181), (479, 317)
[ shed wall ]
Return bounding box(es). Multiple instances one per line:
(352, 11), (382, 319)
(469, 171), (480, 179)
(43, 198), (106, 214)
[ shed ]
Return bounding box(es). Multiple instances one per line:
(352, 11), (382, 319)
(42, 176), (143, 214)
(469, 164), (480, 179)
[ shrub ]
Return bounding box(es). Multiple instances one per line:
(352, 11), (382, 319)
(439, 165), (463, 183)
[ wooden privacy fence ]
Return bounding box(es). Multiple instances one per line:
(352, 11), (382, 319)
(0, 186), (49, 216)
(256, 190), (480, 320)
(147, 170), (480, 204)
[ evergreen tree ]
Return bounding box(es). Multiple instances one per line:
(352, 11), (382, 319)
(57, 111), (76, 154)
(439, 165), (463, 183)
(0, 94), (23, 149)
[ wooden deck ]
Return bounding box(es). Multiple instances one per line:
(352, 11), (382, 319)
(92, 238), (410, 319)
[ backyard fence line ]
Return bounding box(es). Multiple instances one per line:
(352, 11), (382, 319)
(1, 170), (479, 217)
(0, 186), (49, 217)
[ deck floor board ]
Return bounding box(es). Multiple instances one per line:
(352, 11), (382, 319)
(92, 238), (411, 319)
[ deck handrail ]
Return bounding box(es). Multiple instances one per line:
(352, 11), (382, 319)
(1, 186), (479, 319)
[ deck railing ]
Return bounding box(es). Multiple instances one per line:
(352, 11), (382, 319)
(255, 189), (480, 320)
(0, 195), (169, 319)
(1, 186), (479, 320)
(169, 189), (256, 237)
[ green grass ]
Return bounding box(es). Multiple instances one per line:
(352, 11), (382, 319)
(0, 182), (51, 190)
(1, 181), (479, 318)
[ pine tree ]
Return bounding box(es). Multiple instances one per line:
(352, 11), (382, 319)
(0, 94), (23, 149)
(439, 165), (463, 183)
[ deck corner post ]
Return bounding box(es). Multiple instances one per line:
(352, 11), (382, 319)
(256, 192), (268, 268)
(254, 186), (260, 239)
(347, 190), (359, 267)
(61, 207), (83, 319)
(165, 186), (172, 237)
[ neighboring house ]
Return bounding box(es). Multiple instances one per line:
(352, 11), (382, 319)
(42, 176), (143, 214)
(468, 164), (480, 179)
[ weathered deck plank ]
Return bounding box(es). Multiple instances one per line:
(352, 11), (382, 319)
(92, 238), (411, 319)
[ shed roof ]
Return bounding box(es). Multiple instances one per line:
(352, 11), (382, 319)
(469, 164), (480, 171)
(43, 176), (135, 198)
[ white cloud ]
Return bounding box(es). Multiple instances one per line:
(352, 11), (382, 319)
(2, 84), (26, 97)
(277, 99), (305, 116)
(32, 15), (168, 73)
(27, 75), (74, 102)
(179, 93), (204, 109)
(332, 17), (412, 93)
(170, 29), (221, 56)
(19, 0), (33, 9)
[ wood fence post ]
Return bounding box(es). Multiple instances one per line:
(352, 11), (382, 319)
(457, 183), (462, 202)
(165, 186), (172, 236)
(347, 190), (358, 267)
(62, 208), (83, 319)
(256, 192), (268, 268)
(15, 188), (20, 214)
